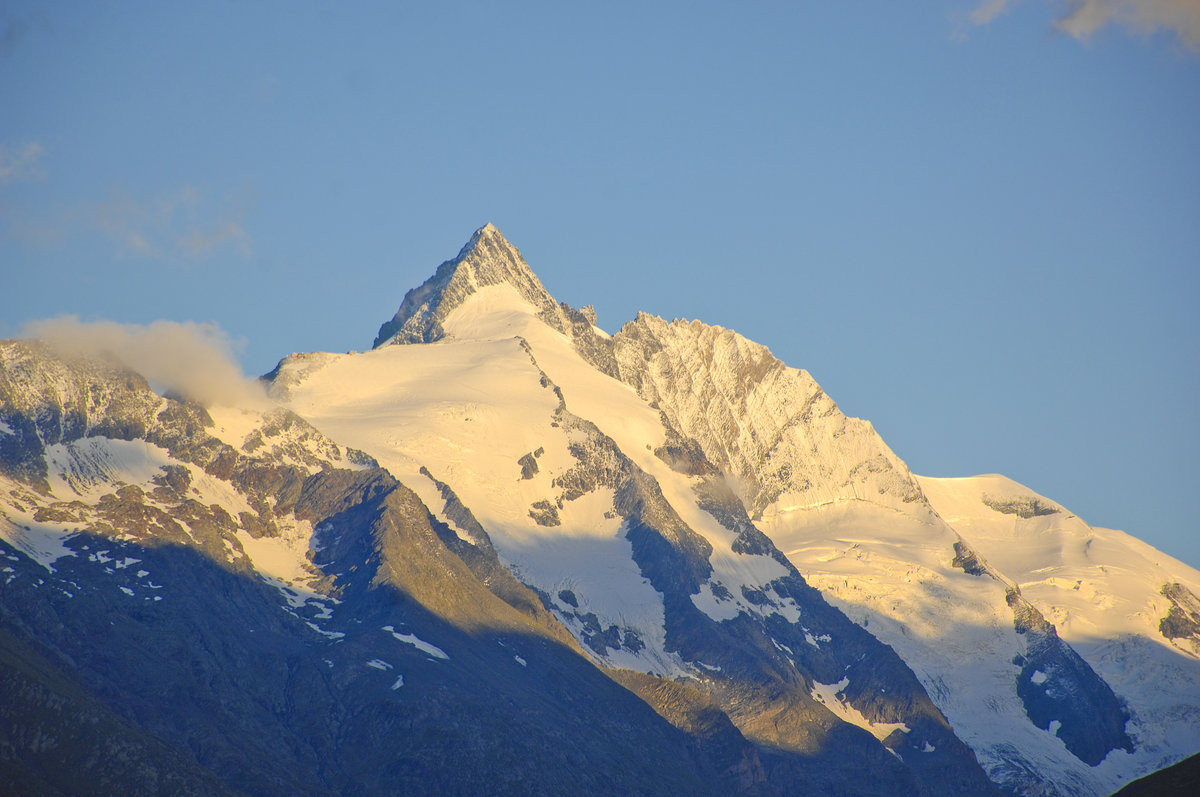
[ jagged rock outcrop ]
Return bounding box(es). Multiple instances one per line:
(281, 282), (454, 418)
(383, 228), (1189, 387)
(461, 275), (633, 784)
(372, 223), (619, 376)
(1160, 583), (1200, 655)
(611, 314), (926, 517)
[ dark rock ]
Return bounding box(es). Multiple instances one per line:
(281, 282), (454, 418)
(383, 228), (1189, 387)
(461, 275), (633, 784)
(518, 452), (539, 480)
(1110, 751), (1200, 796)
(981, 494), (1058, 518)
(528, 499), (560, 526)
(1159, 583), (1200, 648)
(1005, 588), (1134, 765)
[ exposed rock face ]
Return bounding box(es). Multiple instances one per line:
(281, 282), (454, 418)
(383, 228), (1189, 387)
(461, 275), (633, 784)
(1161, 583), (1200, 655)
(1006, 588), (1134, 766)
(373, 223), (564, 347)
(981, 494), (1058, 518)
(611, 314), (925, 518)
(0, 340), (164, 490)
(372, 223), (619, 376)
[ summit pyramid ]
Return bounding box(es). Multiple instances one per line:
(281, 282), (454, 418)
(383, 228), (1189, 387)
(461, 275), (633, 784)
(373, 223), (567, 347)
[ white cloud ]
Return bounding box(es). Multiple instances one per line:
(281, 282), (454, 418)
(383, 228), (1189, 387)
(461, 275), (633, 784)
(969, 0), (1200, 48)
(23, 316), (271, 409)
(179, 218), (252, 259)
(971, 0), (1017, 25)
(89, 184), (254, 263)
(0, 141), (45, 185)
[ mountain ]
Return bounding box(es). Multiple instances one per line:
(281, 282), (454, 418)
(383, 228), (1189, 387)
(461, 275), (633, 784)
(3, 223), (1198, 795)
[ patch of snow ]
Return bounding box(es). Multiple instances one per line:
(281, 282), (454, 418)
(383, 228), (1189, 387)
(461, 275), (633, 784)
(118, 586), (134, 596)
(691, 580), (742, 622)
(382, 625), (449, 660)
(44, 437), (174, 500)
(0, 516), (77, 572)
(307, 599), (336, 620)
(811, 677), (911, 742)
(770, 595), (803, 624)
(922, 741), (936, 753)
(365, 659), (393, 671)
(235, 517), (326, 612)
(306, 621), (344, 640)
(770, 639), (797, 669)
(1048, 719), (1062, 736)
(391, 675), (405, 690)
(204, 405), (265, 450)
(1030, 670), (1047, 685)
(514, 655), (527, 667)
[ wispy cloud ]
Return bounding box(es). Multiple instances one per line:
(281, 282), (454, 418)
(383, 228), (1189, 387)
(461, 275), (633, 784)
(23, 316), (271, 409)
(969, 0), (1200, 49)
(88, 184), (254, 263)
(971, 0), (1016, 25)
(0, 141), (46, 185)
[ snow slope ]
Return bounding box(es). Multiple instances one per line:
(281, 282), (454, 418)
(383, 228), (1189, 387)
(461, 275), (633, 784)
(768, 498), (1135, 795)
(920, 474), (1200, 779)
(274, 282), (799, 678)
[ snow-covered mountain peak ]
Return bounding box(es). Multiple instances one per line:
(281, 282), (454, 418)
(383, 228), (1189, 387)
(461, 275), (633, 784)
(453, 222), (526, 276)
(372, 225), (621, 377)
(372, 224), (569, 348)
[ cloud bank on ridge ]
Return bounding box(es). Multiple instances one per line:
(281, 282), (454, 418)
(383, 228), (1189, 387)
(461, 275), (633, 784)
(23, 316), (270, 409)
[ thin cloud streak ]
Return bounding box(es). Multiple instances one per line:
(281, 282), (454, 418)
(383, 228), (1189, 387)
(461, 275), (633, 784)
(23, 316), (271, 409)
(970, 0), (1200, 48)
(89, 185), (254, 263)
(971, 0), (1015, 25)
(0, 141), (46, 185)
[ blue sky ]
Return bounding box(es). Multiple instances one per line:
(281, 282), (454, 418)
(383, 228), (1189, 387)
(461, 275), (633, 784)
(2, 1), (1197, 566)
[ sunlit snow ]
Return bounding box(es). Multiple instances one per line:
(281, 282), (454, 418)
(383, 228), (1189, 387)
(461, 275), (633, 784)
(382, 625), (449, 660)
(810, 677), (910, 742)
